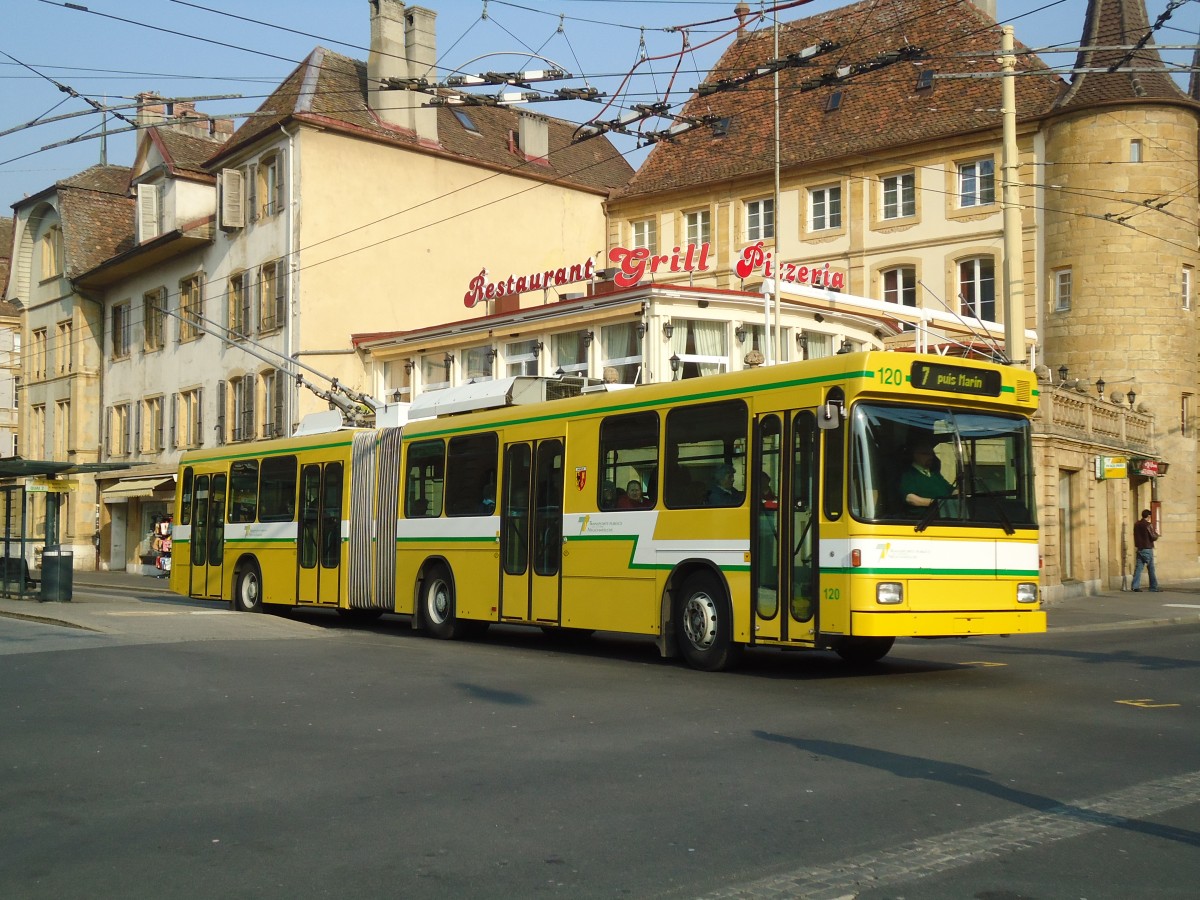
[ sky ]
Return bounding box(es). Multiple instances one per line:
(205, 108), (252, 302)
(1, 0), (1198, 212)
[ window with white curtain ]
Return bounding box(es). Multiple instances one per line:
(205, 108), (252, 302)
(422, 355), (450, 392)
(744, 323), (789, 363)
(463, 346), (494, 382)
(668, 318), (728, 379)
(552, 331), (589, 375)
(600, 323), (643, 384)
(506, 339), (540, 377)
(801, 332), (832, 360)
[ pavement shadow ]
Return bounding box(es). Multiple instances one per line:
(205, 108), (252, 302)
(754, 732), (1200, 849)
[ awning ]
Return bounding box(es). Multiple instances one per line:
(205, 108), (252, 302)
(101, 477), (175, 503)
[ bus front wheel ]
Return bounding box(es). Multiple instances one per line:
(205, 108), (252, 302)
(422, 565), (459, 639)
(675, 573), (741, 672)
(234, 562), (263, 613)
(834, 636), (894, 665)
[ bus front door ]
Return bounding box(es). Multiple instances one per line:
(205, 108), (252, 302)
(500, 439), (564, 624)
(188, 473), (228, 600)
(751, 411), (818, 643)
(297, 462), (343, 605)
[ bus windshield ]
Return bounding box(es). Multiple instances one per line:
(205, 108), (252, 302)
(848, 402), (1037, 531)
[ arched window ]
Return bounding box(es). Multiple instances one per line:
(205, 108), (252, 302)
(958, 256), (995, 322)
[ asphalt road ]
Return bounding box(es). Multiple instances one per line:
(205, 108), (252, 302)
(2, 607), (1198, 899)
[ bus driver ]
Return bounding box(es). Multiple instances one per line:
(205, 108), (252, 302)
(900, 439), (956, 513)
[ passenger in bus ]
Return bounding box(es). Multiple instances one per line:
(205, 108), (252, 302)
(479, 481), (496, 515)
(601, 480), (618, 509)
(706, 464), (744, 506)
(900, 440), (957, 513)
(617, 480), (651, 509)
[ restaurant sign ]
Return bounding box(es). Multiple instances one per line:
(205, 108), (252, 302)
(1128, 458), (1164, 477)
(465, 243), (845, 305)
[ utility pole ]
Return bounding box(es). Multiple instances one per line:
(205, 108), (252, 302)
(1000, 26), (1026, 366)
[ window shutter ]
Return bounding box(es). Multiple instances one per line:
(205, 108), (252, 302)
(274, 258), (287, 327)
(170, 394), (177, 449)
(137, 183), (160, 242)
(274, 371), (285, 438)
(245, 164), (258, 224)
(105, 407), (112, 456)
(123, 406), (132, 456)
(219, 169), (245, 229)
(246, 380), (255, 442)
(135, 402), (142, 455)
(216, 380), (226, 445)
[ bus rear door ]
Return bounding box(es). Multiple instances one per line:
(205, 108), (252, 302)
(500, 439), (564, 624)
(297, 462), (343, 605)
(188, 472), (227, 600)
(751, 411), (818, 644)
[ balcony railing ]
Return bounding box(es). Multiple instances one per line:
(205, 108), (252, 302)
(1033, 382), (1153, 452)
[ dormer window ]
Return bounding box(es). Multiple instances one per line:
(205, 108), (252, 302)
(825, 91), (843, 112)
(452, 109), (479, 134)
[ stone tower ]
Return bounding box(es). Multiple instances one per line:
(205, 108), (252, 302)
(1042, 0), (1200, 576)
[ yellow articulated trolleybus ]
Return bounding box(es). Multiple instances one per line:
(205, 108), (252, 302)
(171, 351), (1044, 670)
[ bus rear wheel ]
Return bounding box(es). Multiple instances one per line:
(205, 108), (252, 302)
(675, 572), (741, 672)
(834, 636), (894, 665)
(233, 562), (263, 613)
(422, 565), (459, 639)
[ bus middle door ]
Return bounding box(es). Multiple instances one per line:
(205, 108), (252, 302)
(500, 439), (564, 625)
(188, 472), (228, 600)
(751, 411), (818, 644)
(297, 462), (343, 605)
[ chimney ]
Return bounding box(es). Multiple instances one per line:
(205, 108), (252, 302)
(735, 2), (750, 38)
(136, 91), (166, 128)
(367, 1), (438, 142)
(404, 6), (438, 143)
(971, 0), (997, 20)
(367, 0), (410, 130)
(517, 111), (548, 161)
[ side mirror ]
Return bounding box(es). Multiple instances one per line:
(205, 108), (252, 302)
(817, 401), (843, 430)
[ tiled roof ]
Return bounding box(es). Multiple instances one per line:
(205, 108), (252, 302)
(1056, 0), (1194, 110)
(209, 48), (633, 195)
(616, 0), (1064, 199)
(155, 128), (227, 178)
(55, 166), (135, 278)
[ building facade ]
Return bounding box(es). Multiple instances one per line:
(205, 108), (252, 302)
(49, 1), (631, 573)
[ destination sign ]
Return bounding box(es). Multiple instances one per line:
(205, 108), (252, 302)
(910, 362), (1002, 397)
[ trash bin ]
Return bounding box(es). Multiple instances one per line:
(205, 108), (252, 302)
(39, 547), (73, 602)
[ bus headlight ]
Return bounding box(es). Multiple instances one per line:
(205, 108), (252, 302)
(876, 582), (903, 605)
(1016, 582), (1039, 604)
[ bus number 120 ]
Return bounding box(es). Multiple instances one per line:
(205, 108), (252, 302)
(878, 366), (904, 386)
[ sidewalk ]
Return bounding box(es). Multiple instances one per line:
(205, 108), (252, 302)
(2, 568), (1200, 635)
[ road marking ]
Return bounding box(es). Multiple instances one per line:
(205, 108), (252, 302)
(1164, 603), (1200, 609)
(960, 661), (1007, 668)
(702, 770), (1200, 899)
(1117, 698), (1181, 709)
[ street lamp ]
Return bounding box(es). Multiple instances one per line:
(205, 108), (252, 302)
(1096, 377), (1105, 397)
(1127, 389), (1137, 409)
(669, 353), (680, 381)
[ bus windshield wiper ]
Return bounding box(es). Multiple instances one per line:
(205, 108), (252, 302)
(973, 492), (1016, 535)
(914, 499), (940, 533)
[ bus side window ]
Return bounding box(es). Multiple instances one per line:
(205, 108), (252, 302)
(405, 439), (445, 518)
(665, 399), (749, 508)
(260, 455), (298, 522)
(598, 411), (659, 511)
(229, 459), (259, 523)
(446, 432), (498, 517)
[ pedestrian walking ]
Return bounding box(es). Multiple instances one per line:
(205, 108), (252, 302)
(1130, 508), (1161, 592)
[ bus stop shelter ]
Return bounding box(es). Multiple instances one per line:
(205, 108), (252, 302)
(0, 459), (137, 601)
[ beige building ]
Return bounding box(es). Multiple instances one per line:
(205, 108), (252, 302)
(0, 216), (17, 458)
(359, 0), (1192, 600)
(7, 167), (133, 568)
(24, 1), (630, 573)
